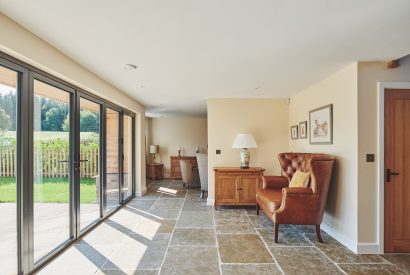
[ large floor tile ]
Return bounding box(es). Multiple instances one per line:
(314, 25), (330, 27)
(317, 243), (385, 263)
(338, 263), (407, 275)
(152, 198), (184, 209)
(221, 263), (281, 275)
(217, 234), (273, 263)
(148, 208), (180, 220)
(270, 246), (343, 275)
(213, 209), (248, 220)
(138, 192), (162, 200)
(167, 181), (187, 191)
(96, 269), (159, 275)
(258, 226), (312, 246)
(381, 254), (410, 273)
(102, 234), (171, 270)
(248, 214), (274, 229)
(215, 219), (255, 233)
(37, 246), (100, 275)
(170, 228), (216, 246)
(160, 190), (187, 198)
(176, 211), (214, 228)
(126, 199), (157, 211)
(132, 218), (176, 239)
(160, 246), (220, 275)
(182, 201), (212, 212)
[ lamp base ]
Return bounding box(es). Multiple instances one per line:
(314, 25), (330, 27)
(240, 148), (250, 169)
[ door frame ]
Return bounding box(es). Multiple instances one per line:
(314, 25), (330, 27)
(377, 82), (410, 254)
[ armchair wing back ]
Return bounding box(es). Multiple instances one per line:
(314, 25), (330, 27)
(196, 154), (208, 193)
(180, 160), (193, 188)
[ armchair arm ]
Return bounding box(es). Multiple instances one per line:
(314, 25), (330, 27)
(282, 187), (313, 195)
(262, 176), (289, 189)
(274, 187), (320, 224)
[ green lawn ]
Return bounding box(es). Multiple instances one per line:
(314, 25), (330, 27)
(0, 177), (96, 203)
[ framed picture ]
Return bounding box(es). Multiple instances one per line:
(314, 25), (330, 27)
(290, 125), (298, 140)
(299, 121), (307, 139)
(309, 104), (333, 144)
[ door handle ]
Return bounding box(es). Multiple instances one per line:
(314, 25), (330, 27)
(386, 169), (399, 182)
(73, 160), (88, 171)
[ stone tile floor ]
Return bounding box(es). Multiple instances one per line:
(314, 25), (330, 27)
(37, 179), (410, 275)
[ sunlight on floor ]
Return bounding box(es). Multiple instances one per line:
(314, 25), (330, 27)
(157, 187), (178, 195)
(37, 203), (165, 274)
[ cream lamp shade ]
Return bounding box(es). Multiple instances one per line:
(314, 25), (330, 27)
(232, 134), (258, 149)
(232, 134), (257, 169)
(149, 145), (159, 154)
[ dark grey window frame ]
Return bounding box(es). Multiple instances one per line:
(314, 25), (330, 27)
(0, 51), (137, 274)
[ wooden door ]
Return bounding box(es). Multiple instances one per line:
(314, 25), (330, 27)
(217, 175), (238, 203)
(238, 175), (259, 203)
(385, 89), (410, 252)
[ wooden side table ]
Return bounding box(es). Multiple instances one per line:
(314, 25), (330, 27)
(170, 156), (197, 179)
(146, 163), (164, 180)
(214, 167), (265, 210)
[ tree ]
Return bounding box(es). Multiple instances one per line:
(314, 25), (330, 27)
(0, 91), (16, 130)
(62, 114), (70, 132)
(80, 110), (99, 132)
(44, 107), (67, 131)
(0, 107), (10, 130)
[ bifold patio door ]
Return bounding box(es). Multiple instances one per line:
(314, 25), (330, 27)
(0, 52), (136, 274)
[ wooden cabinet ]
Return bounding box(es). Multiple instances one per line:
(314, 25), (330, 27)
(214, 167), (264, 209)
(146, 163), (164, 180)
(170, 156), (197, 179)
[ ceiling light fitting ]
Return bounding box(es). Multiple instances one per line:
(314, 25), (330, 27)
(123, 64), (137, 70)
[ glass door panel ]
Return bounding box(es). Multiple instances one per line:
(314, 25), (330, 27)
(106, 108), (119, 211)
(123, 115), (133, 199)
(79, 97), (101, 230)
(33, 79), (71, 261)
(0, 65), (18, 274)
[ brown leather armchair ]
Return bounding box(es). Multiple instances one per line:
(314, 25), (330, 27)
(256, 153), (335, 243)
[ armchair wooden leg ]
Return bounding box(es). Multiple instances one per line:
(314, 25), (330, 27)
(274, 224), (279, 243)
(256, 203), (260, 215)
(316, 224), (323, 243)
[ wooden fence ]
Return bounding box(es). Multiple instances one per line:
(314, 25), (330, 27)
(0, 146), (99, 178)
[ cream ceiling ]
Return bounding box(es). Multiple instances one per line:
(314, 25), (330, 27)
(1, 0), (409, 117)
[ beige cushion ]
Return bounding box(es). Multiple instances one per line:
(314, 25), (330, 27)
(289, 170), (310, 188)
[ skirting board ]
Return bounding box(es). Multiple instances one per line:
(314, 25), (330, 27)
(320, 223), (358, 253)
(136, 187), (147, 197)
(356, 243), (381, 254)
(207, 198), (215, 206)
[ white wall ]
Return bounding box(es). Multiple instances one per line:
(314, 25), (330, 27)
(0, 13), (147, 195)
(289, 63), (359, 251)
(147, 116), (207, 177)
(207, 98), (289, 204)
(357, 56), (410, 249)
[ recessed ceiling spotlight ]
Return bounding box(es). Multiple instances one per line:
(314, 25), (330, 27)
(123, 64), (137, 70)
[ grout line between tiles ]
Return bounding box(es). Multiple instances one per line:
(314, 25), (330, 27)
(244, 209), (285, 275)
(213, 205), (224, 275)
(157, 179), (186, 274)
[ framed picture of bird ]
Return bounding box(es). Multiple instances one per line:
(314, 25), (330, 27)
(309, 104), (333, 144)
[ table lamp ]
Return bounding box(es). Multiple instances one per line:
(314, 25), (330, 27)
(232, 133), (257, 169)
(150, 145), (159, 164)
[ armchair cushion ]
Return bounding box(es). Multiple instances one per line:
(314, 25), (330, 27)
(289, 170), (310, 188)
(256, 189), (282, 213)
